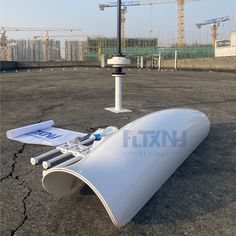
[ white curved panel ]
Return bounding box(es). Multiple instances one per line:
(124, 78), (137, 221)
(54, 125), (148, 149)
(43, 108), (210, 227)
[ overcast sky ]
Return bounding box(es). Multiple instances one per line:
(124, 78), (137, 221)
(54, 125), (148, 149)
(0, 0), (236, 44)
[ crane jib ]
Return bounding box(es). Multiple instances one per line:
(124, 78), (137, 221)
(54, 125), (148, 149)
(100, 0), (201, 8)
(203, 16), (230, 26)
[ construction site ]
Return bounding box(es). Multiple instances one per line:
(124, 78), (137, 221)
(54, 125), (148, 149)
(1, 31), (236, 64)
(0, 0), (236, 236)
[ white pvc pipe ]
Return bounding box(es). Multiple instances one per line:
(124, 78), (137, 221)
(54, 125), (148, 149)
(158, 53), (161, 70)
(115, 75), (122, 111)
(101, 54), (105, 68)
(137, 57), (139, 68)
(80, 135), (96, 145)
(42, 153), (72, 169)
(42, 108), (210, 227)
(55, 156), (82, 168)
(140, 56), (144, 69)
(31, 149), (60, 165)
(175, 50), (178, 70)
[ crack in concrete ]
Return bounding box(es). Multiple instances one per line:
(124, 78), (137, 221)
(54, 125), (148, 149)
(10, 181), (32, 236)
(1, 103), (64, 235)
(0, 144), (32, 236)
(37, 103), (64, 122)
(0, 144), (25, 182)
(0, 104), (62, 182)
(1, 103), (64, 182)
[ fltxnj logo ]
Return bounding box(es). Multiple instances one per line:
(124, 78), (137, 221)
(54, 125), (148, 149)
(123, 129), (187, 148)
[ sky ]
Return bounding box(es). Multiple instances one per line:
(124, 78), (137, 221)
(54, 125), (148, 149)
(0, 0), (236, 44)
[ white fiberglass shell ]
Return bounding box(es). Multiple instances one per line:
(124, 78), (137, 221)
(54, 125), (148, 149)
(42, 108), (210, 227)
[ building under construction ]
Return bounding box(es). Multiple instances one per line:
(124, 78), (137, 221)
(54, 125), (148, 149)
(1, 37), (159, 62)
(84, 37), (159, 61)
(83, 36), (213, 61)
(1, 35), (217, 62)
(65, 40), (87, 61)
(64, 37), (159, 61)
(3, 39), (61, 61)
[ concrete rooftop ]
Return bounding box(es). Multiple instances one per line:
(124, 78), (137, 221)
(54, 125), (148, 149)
(1, 68), (236, 235)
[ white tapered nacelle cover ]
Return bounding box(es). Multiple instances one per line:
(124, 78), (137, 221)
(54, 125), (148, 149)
(42, 108), (210, 227)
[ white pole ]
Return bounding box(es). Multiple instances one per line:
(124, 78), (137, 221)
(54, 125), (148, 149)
(115, 75), (122, 111)
(158, 53), (161, 71)
(105, 72), (131, 113)
(174, 50), (178, 70)
(140, 56), (144, 69)
(101, 54), (105, 68)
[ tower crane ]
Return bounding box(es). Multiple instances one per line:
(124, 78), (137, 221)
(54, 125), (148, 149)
(196, 15), (236, 48)
(0, 27), (81, 61)
(99, 0), (201, 48)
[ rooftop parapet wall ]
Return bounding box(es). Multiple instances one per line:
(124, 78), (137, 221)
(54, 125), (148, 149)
(171, 56), (235, 71)
(147, 56), (236, 72)
(1, 56), (236, 72)
(0, 61), (17, 71)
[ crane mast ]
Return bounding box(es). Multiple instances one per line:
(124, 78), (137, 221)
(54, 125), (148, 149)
(0, 30), (8, 61)
(177, 0), (185, 47)
(121, 7), (127, 48)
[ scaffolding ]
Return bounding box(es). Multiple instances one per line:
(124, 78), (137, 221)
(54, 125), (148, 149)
(84, 37), (159, 61)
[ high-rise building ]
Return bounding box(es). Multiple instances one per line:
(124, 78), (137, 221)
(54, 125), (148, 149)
(6, 39), (61, 61)
(33, 39), (45, 61)
(65, 40), (87, 61)
(48, 40), (61, 61)
(7, 40), (28, 61)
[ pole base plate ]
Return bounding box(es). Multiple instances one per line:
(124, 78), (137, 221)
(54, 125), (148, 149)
(105, 107), (132, 113)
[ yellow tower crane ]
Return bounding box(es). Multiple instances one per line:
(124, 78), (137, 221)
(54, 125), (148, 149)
(196, 15), (236, 48)
(177, 0), (185, 47)
(99, 0), (201, 48)
(121, 7), (127, 48)
(0, 27), (81, 61)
